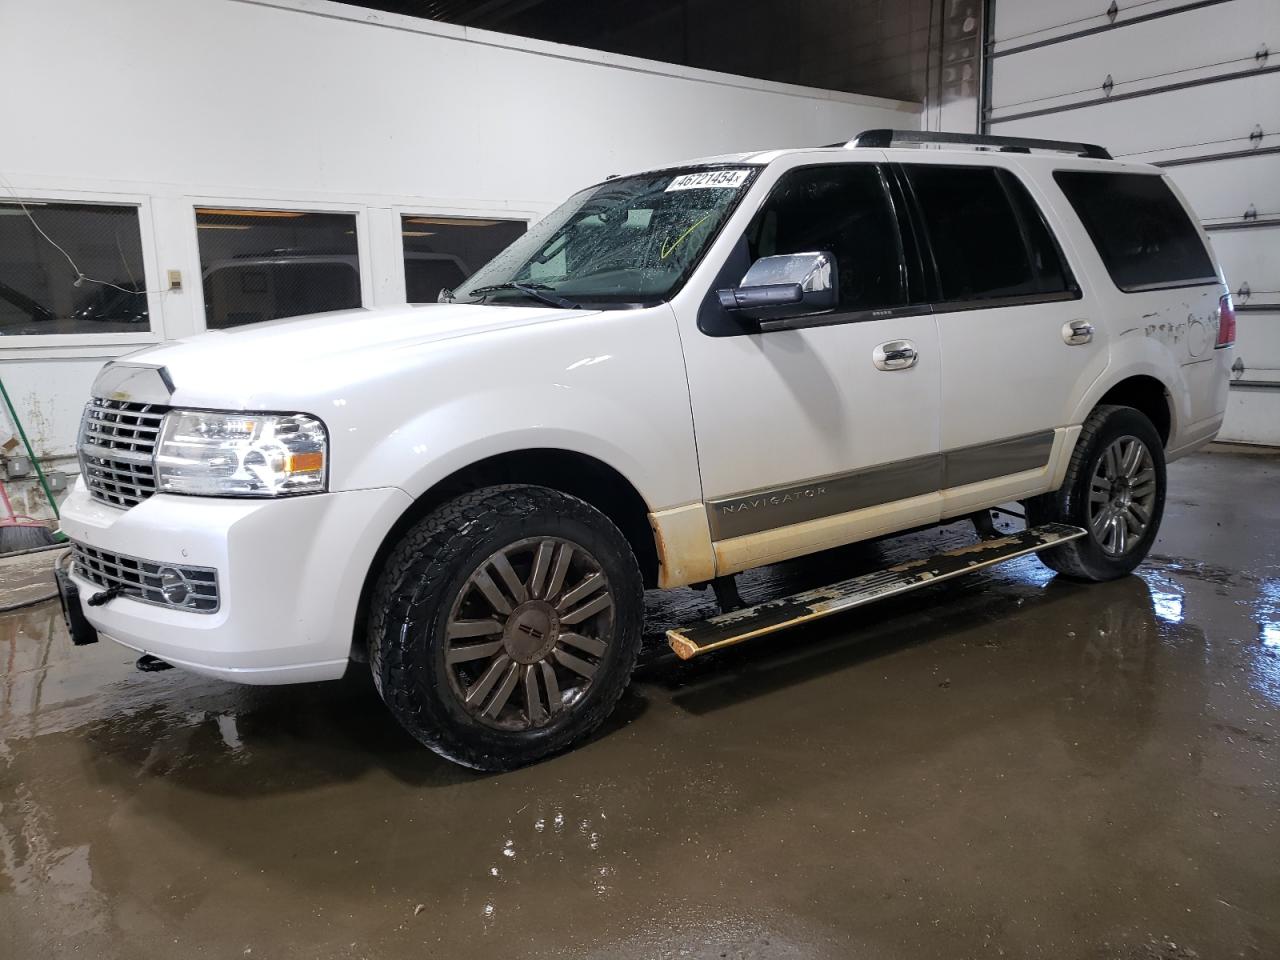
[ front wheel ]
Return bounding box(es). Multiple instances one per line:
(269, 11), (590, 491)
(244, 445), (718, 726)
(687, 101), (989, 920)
(1025, 404), (1166, 582)
(367, 485), (644, 770)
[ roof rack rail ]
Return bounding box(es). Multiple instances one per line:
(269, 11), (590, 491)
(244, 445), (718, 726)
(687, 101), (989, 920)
(847, 129), (1112, 161)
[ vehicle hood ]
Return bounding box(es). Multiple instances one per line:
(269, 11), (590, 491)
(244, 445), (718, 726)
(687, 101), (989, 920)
(118, 302), (595, 409)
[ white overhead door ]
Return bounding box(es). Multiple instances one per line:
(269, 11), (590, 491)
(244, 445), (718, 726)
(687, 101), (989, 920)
(985, 0), (1280, 445)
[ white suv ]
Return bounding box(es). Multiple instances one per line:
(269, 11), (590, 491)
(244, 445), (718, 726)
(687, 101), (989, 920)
(58, 130), (1234, 769)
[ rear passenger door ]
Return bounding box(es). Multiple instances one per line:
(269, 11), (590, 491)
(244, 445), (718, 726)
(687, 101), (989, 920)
(900, 161), (1106, 508)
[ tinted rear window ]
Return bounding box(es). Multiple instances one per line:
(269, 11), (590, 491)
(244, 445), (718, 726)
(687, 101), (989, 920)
(1053, 171), (1216, 292)
(905, 165), (1074, 303)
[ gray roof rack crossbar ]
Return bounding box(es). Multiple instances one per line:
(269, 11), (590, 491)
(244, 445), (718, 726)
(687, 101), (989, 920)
(848, 129), (1112, 161)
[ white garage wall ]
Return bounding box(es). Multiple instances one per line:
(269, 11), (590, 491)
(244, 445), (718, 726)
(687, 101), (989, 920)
(0, 0), (918, 515)
(984, 0), (1280, 445)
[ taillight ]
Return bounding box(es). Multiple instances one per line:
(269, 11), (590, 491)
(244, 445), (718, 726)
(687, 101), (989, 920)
(1216, 293), (1236, 348)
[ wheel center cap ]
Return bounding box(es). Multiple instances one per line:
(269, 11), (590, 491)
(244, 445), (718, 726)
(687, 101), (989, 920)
(503, 601), (560, 664)
(1111, 477), (1133, 509)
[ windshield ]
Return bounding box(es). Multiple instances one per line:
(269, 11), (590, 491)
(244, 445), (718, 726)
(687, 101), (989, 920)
(452, 167), (758, 307)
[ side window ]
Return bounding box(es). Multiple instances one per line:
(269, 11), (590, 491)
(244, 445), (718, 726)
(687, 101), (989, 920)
(402, 215), (527, 303)
(195, 208), (361, 329)
(0, 201), (150, 337)
(1002, 171), (1075, 295)
(905, 164), (1073, 303)
(744, 164), (905, 312)
(1053, 171), (1217, 292)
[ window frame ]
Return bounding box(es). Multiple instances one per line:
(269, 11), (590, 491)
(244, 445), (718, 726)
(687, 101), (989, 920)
(699, 160), (927, 336)
(896, 162), (1083, 313)
(393, 206), (534, 304)
(0, 188), (167, 353)
(185, 197), (374, 333)
(1050, 169), (1220, 295)
(753, 162), (910, 315)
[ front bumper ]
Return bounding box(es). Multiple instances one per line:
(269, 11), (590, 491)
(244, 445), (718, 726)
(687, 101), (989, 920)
(59, 480), (412, 684)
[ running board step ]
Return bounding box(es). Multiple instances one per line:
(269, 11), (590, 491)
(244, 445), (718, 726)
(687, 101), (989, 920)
(667, 523), (1087, 660)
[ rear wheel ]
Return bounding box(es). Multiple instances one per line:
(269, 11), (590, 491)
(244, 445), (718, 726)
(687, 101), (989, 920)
(368, 485), (644, 770)
(1025, 405), (1166, 581)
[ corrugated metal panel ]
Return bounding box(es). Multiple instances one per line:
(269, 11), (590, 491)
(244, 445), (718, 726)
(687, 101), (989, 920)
(1163, 152), (1280, 223)
(1209, 228), (1280, 303)
(989, 0), (1278, 121)
(985, 0), (1279, 443)
(988, 71), (1280, 158)
(990, 0), (1234, 55)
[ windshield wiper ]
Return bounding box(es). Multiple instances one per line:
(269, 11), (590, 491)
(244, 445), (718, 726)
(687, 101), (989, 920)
(468, 281), (580, 309)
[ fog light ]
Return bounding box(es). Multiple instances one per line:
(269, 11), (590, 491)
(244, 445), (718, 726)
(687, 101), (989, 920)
(158, 567), (190, 605)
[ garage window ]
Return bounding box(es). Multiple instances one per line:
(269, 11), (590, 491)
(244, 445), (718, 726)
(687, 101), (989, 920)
(196, 208), (361, 329)
(1053, 171), (1217, 293)
(0, 201), (149, 337)
(402, 215), (527, 303)
(905, 165), (1075, 304)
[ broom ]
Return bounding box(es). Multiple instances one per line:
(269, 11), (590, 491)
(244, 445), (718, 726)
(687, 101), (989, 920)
(0, 478), (56, 551)
(0, 375), (61, 551)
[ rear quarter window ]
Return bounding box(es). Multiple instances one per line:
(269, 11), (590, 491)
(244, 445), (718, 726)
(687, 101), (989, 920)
(1053, 171), (1217, 293)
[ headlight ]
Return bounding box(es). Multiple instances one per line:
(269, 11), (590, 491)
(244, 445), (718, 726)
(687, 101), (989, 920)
(154, 410), (328, 497)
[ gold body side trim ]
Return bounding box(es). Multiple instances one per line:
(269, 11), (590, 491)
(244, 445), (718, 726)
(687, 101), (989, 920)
(711, 427), (1077, 576)
(706, 429), (1056, 541)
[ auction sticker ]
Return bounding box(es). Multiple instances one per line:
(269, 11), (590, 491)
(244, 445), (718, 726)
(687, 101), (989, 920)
(666, 169), (751, 191)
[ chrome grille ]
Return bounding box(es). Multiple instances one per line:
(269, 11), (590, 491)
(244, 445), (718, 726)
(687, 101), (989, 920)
(79, 398), (168, 508)
(72, 541), (220, 613)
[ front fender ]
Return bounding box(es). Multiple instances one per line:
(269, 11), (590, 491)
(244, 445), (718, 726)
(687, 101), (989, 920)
(329, 306), (702, 512)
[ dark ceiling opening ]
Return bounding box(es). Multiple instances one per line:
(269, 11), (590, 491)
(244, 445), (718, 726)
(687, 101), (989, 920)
(340, 0), (933, 103)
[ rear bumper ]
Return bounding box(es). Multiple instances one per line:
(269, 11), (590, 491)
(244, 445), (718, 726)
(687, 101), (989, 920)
(1167, 350), (1232, 461)
(59, 481), (412, 685)
(1166, 411), (1224, 461)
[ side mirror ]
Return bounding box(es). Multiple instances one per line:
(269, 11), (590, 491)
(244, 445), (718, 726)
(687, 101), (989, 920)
(716, 252), (837, 321)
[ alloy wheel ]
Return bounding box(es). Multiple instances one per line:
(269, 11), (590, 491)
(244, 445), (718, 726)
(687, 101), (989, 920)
(1087, 435), (1157, 556)
(443, 537), (614, 730)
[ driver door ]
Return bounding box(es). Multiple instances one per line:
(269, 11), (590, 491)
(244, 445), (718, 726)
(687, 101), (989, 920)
(677, 160), (943, 575)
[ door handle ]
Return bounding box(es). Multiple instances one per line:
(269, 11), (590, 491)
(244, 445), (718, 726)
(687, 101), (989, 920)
(1062, 319), (1094, 345)
(873, 339), (917, 371)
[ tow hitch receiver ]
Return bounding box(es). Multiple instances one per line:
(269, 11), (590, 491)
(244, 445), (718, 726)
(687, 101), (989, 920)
(667, 523), (1087, 660)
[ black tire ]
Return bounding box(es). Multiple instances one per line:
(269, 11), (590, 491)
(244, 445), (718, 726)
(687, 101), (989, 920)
(367, 485), (644, 770)
(1024, 405), (1166, 582)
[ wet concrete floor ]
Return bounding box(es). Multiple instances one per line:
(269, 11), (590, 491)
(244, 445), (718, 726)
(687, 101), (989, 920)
(2, 448), (1278, 959)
